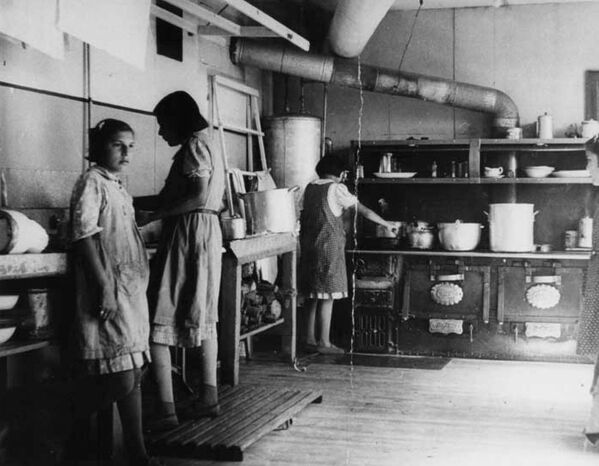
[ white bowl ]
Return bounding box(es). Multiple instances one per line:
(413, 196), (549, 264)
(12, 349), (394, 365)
(0, 295), (19, 310)
(524, 166), (555, 178)
(0, 326), (16, 345)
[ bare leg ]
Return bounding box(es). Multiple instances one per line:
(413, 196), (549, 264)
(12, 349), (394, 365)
(191, 338), (220, 418)
(149, 343), (179, 429)
(116, 371), (149, 466)
(199, 338), (218, 404)
(316, 299), (344, 354)
(316, 299), (335, 347)
(304, 298), (318, 346)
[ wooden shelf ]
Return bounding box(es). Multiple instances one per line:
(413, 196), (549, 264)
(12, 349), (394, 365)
(0, 253), (68, 279)
(240, 318), (284, 340)
(348, 249), (592, 261)
(0, 339), (51, 358)
(359, 177), (592, 185)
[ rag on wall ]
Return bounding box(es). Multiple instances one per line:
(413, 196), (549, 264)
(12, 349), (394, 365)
(58, 0), (151, 69)
(0, 0), (64, 59)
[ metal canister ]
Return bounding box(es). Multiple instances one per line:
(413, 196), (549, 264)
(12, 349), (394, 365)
(537, 113), (553, 139)
(578, 216), (593, 248)
(564, 230), (578, 249)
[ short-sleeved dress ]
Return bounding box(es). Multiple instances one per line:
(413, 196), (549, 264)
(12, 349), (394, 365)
(149, 130), (225, 347)
(70, 165), (151, 375)
(299, 179), (357, 299)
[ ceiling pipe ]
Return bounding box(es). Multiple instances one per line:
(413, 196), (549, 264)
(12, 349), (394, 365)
(231, 39), (519, 134)
(327, 0), (395, 58)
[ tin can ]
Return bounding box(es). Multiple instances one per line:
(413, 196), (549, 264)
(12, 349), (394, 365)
(356, 164), (364, 179)
(506, 127), (522, 140)
(565, 230), (578, 249)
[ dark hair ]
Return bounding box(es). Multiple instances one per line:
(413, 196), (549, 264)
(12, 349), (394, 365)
(88, 119), (134, 163)
(315, 155), (347, 178)
(153, 91), (208, 139)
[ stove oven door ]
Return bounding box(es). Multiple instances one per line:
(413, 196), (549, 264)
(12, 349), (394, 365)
(401, 260), (491, 325)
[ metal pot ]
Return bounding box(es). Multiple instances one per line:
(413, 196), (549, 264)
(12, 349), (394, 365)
(238, 186), (299, 235)
(221, 215), (246, 240)
(437, 220), (483, 251)
(486, 203), (538, 252)
(407, 228), (435, 250)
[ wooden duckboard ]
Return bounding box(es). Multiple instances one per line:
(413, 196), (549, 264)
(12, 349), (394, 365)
(147, 385), (323, 461)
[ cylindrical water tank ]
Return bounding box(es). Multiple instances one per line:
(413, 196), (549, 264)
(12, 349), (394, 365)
(263, 115), (322, 197)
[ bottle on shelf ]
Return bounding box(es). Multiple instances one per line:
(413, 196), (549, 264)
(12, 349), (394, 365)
(431, 160), (438, 178)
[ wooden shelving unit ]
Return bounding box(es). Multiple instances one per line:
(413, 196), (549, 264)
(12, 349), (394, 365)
(220, 233), (297, 386)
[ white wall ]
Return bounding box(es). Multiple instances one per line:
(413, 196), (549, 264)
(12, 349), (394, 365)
(294, 3), (599, 150)
(0, 21), (262, 222)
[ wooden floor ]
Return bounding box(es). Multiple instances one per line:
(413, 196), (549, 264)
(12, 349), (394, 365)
(160, 355), (599, 466)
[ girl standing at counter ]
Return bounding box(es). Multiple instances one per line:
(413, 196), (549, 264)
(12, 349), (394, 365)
(300, 155), (396, 354)
(68, 119), (157, 466)
(138, 91), (225, 431)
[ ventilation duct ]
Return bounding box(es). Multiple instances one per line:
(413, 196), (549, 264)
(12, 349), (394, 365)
(231, 39), (519, 134)
(327, 0), (395, 58)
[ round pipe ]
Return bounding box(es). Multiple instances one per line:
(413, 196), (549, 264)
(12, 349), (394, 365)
(231, 39), (519, 133)
(327, 0), (395, 58)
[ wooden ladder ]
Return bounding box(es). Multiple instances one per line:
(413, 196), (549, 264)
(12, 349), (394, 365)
(212, 75), (269, 216)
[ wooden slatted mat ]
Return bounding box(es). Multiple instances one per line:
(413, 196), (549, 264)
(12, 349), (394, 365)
(146, 385), (323, 461)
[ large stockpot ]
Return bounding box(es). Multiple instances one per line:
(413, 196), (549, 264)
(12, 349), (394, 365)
(437, 220), (483, 251)
(486, 203), (537, 252)
(238, 187), (299, 235)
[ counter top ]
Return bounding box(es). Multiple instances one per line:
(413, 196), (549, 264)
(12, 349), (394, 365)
(0, 253), (68, 279)
(226, 232), (297, 263)
(347, 249), (593, 261)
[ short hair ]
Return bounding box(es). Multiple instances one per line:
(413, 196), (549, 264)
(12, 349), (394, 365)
(315, 155), (347, 178)
(153, 91), (208, 139)
(88, 119), (134, 163)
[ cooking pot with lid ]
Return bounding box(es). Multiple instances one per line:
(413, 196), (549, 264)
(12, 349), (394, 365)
(486, 203), (537, 252)
(407, 228), (435, 249)
(437, 220), (483, 251)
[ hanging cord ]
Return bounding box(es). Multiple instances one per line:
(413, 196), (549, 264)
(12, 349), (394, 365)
(397, 0), (424, 72)
(299, 78), (306, 114)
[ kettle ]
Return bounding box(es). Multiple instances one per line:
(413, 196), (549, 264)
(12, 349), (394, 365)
(581, 119), (599, 139)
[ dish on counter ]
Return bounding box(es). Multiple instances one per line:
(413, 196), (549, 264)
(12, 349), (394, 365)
(524, 166), (554, 178)
(373, 172), (417, 179)
(551, 170), (591, 178)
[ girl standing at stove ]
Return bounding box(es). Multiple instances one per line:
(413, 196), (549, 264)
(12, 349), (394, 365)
(581, 139), (599, 446)
(299, 155), (396, 354)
